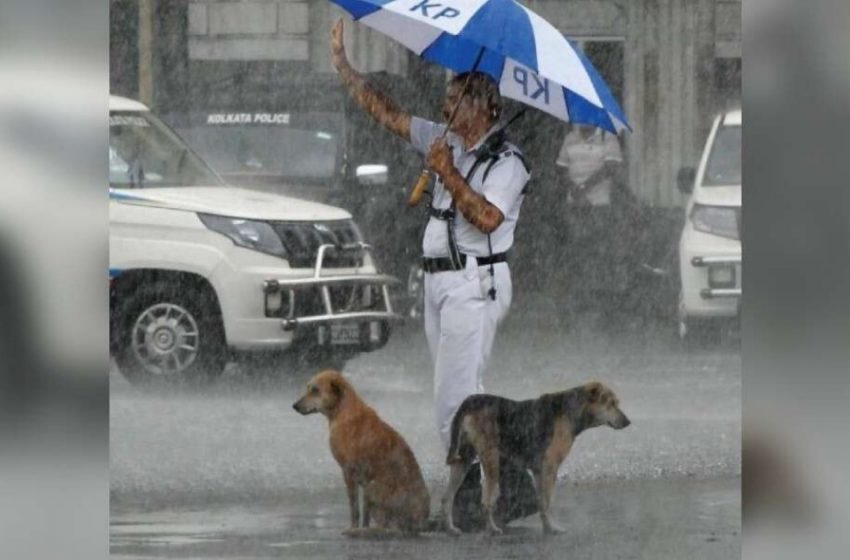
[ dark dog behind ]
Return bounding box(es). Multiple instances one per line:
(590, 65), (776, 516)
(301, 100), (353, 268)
(449, 458), (539, 532)
(443, 381), (630, 535)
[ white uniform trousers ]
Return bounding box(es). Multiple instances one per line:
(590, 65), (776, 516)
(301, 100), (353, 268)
(424, 257), (512, 449)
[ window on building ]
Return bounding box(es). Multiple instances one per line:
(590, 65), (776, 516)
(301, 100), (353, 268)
(578, 40), (625, 110)
(714, 57), (742, 111)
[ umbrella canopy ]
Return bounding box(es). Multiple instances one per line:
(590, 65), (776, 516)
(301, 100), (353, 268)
(331, 0), (630, 133)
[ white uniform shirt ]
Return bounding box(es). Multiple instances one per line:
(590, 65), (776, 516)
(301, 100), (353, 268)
(410, 117), (531, 258)
(555, 128), (622, 206)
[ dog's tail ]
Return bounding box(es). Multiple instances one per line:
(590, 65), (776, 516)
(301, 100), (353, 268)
(446, 403), (469, 465)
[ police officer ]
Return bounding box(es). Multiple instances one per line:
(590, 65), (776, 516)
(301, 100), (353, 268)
(330, 20), (531, 448)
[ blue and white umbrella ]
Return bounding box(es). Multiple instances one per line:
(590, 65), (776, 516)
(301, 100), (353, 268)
(331, 0), (629, 133)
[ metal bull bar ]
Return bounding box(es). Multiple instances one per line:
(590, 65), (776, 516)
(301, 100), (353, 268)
(691, 255), (742, 299)
(262, 242), (402, 331)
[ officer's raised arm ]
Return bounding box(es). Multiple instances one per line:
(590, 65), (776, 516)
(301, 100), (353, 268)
(331, 19), (412, 142)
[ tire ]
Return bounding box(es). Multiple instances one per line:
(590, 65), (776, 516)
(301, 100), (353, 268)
(678, 316), (723, 347)
(676, 291), (724, 349)
(113, 280), (226, 386)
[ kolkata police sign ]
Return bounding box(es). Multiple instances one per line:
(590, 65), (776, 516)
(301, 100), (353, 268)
(206, 113), (291, 125)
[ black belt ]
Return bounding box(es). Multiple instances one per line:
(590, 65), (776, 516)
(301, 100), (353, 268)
(422, 252), (508, 274)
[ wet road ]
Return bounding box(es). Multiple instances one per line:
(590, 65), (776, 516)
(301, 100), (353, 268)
(111, 478), (739, 560)
(110, 301), (741, 559)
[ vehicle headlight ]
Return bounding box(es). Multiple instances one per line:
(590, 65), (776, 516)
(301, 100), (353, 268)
(689, 204), (739, 240)
(198, 213), (287, 259)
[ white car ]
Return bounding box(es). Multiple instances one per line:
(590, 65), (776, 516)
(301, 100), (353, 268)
(677, 109), (742, 341)
(109, 96), (400, 384)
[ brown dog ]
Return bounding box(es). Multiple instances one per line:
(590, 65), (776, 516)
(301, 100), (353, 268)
(442, 381), (630, 535)
(293, 370), (430, 536)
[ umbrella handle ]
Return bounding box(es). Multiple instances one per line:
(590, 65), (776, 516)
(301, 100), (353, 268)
(407, 169), (431, 207)
(407, 47), (483, 208)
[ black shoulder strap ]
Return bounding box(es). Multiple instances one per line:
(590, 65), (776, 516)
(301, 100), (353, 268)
(452, 133), (533, 206)
(481, 149), (531, 179)
(451, 145), (498, 209)
(481, 148), (532, 194)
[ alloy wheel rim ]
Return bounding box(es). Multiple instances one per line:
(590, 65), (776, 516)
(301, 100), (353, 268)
(131, 303), (200, 376)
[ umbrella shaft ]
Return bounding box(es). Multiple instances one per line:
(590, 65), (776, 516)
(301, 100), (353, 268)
(409, 47), (484, 208)
(441, 46), (486, 138)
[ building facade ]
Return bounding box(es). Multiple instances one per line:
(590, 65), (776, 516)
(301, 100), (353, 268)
(110, 0), (741, 207)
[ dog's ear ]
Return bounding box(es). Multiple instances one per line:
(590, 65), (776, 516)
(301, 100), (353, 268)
(586, 382), (602, 403)
(329, 379), (344, 399)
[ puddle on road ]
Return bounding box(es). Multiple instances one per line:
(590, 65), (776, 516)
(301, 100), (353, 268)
(111, 521), (227, 547)
(266, 540), (324, 548)
(112, 535), (224, 546)
(111, 478), (740, 560)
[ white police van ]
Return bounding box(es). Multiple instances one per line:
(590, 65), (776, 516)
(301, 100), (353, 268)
(109, 96), (399, 384)
(676, 109), (742, 341)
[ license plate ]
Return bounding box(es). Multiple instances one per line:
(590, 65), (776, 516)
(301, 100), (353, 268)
(329, 323), (360, 345)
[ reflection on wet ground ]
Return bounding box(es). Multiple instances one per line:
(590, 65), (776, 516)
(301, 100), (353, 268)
(111, 309), (741, 559)
(111, 478), (739, 560)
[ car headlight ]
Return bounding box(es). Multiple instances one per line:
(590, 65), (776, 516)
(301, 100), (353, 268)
(689, 204), (739, 240)
(198, 213), (287, 259)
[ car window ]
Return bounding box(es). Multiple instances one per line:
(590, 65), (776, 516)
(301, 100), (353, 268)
(109, 111), (222, 188)
(175, 112), (343, 184)
(703, 124), (741, 186)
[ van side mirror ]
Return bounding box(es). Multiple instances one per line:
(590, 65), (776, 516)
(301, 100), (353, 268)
(356, 164), (388, 186)
(677, 167), (696, 195)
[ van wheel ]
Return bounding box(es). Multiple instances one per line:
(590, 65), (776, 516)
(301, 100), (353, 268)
(678, 315), (724, 349)
(114, 281), (226, 386)
(676, 293), (723, 348)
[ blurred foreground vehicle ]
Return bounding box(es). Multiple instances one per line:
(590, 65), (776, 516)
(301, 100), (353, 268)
(109, 96), (400, 385)
(677, 109), (742, 341)
(0, 59), (103, 395)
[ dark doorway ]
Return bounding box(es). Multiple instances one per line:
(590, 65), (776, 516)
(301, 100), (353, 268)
(582, 40), (625, 109)
(714, 57), (742, 111)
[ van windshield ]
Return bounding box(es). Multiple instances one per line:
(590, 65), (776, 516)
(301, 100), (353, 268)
(109, 111), (222, 188)
(703, 125), (741, 186)
(175, 112), (343, 185)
